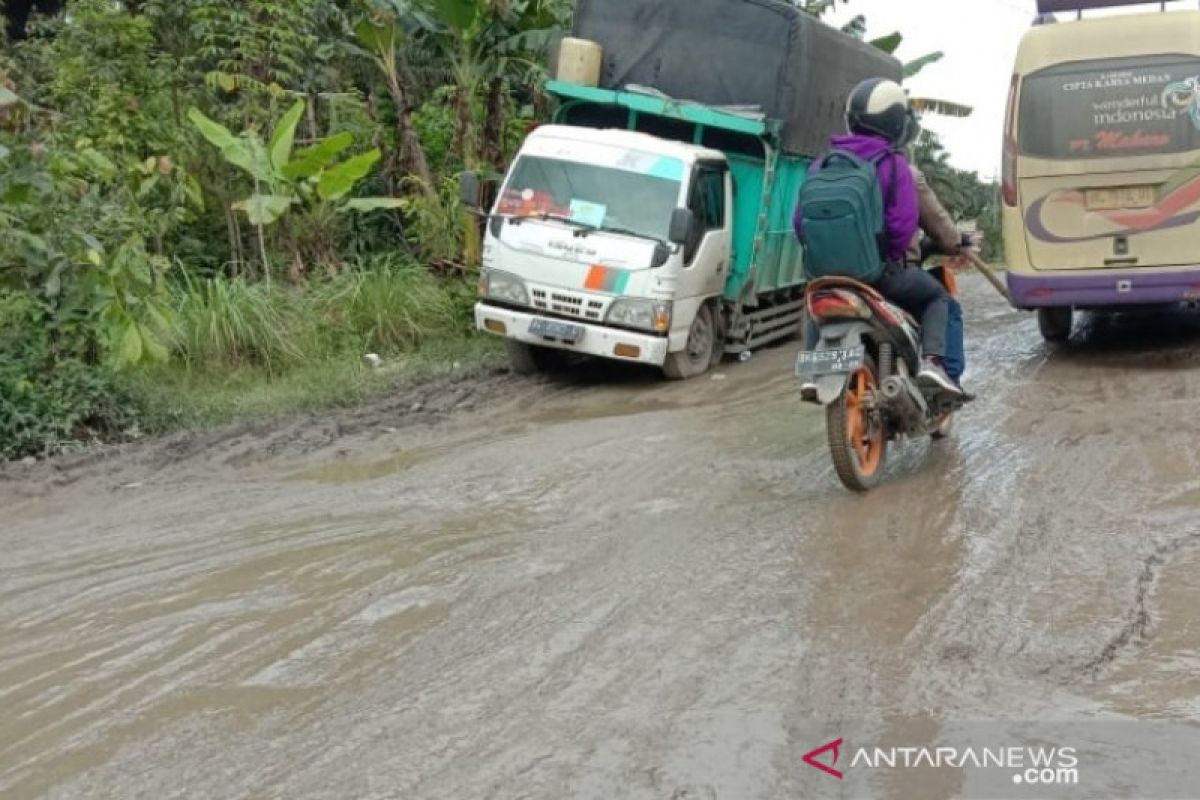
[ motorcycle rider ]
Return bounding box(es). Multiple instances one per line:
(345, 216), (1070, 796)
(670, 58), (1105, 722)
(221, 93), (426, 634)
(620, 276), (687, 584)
(796, 78), (966, 396)
(910, 164), (976, 389)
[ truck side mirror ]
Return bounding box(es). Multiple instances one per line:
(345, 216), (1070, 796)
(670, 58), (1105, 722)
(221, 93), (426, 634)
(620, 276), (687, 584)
(668, 208), (696, 246)
(459, 171), (481, 209)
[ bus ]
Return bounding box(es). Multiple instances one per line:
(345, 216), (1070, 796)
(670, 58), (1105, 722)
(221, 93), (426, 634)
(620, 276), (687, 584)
(1003, 2), (1200, 341)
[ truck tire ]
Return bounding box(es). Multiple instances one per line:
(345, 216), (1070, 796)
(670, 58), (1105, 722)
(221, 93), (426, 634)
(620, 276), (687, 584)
(1037, 307), (1073, 343)
(505, 340), (566, 375)
(663, 304), (718, 380)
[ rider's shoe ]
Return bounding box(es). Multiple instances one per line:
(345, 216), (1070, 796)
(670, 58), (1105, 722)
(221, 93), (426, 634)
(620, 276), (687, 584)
(800, 382), (819, 403)
(918, 357), (964, 397)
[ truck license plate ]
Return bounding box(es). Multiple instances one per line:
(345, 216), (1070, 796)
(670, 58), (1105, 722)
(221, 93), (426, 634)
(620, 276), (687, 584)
(529, 317), (584, 344)
(796, 346), (865, 377)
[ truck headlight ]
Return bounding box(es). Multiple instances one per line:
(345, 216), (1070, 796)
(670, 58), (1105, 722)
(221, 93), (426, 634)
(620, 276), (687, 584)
(480, 269), (528, 306)
(606, 298), (672, 333)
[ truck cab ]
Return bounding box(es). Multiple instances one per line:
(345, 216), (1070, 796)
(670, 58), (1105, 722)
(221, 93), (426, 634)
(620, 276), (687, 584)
(474, 124), (734, 379)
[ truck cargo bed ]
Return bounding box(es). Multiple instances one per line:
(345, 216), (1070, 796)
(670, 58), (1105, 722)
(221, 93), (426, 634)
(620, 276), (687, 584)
(573, 0), (902, 157)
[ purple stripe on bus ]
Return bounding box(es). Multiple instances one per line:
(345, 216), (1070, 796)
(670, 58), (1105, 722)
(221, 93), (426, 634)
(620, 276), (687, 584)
(1007, 267), (1200, 308)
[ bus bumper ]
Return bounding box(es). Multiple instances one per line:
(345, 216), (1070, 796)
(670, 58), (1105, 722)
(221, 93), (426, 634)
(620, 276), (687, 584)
(1008, 268), (1200, 309)
(475, 303), (670, 366)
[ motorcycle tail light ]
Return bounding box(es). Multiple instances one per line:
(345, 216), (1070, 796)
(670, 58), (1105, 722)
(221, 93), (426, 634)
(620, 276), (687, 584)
(810, 290), (870, 321)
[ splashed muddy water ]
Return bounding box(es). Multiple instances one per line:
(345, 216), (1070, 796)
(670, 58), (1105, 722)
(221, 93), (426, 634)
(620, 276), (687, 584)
(4, 275), (1200, 798)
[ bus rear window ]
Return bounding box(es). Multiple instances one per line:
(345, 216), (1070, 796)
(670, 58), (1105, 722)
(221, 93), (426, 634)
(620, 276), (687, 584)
(1019, 55), (1200, 159)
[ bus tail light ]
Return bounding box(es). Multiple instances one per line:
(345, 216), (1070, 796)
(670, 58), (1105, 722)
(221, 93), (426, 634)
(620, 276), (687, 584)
(1002, 74), (1019, 208)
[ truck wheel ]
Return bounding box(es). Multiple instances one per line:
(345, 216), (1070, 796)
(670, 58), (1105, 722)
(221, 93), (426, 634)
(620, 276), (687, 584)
(827, 355), (887, 492)
(663, 304), (717, 381)
(505, 340), (566, 375)
(1037, 307), (1073, 343)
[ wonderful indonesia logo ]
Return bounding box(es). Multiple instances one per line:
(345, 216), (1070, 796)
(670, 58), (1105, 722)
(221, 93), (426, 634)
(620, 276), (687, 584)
(802, 737), (1080, 787)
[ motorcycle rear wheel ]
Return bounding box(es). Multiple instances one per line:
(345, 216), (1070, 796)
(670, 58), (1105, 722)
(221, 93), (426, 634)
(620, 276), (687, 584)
(827, 354), (888, 492)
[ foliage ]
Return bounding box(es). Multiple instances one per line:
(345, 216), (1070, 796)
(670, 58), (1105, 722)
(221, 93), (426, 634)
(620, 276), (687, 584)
(188, 99), (404, 274)
(0, 136), (176, 369)
(169, 271), (308, 371)
(314, 255), (473, 353)
(167, 255), (474, 374)
(912, 133), (1004, 262)
(0, 291), (139, 459)
(129, 334), (499, 430)
(187, 0), (323, 101)
(398, 176), (468, 265)
(13, 0), (180, 159)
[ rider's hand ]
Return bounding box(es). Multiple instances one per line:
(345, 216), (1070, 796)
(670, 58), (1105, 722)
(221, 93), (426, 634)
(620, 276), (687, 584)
(946, 233), (983, 272)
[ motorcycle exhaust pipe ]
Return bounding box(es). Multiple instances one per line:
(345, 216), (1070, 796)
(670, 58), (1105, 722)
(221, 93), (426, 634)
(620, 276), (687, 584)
(880, 376), (926, 431)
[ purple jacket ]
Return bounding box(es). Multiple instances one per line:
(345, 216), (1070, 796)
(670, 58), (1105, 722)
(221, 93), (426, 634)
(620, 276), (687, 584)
(793, 133), (919, 265)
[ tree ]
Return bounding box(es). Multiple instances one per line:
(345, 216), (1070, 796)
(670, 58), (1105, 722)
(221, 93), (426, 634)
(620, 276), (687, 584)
(354, 0), (437, 195)
(912, 131), (1003, 261)
(410, 0), (564, 170)
(3, 0), (65, 41)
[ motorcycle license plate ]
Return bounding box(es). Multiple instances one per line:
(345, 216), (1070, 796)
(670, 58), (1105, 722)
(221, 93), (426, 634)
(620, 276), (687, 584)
(796, 346), (865, 377)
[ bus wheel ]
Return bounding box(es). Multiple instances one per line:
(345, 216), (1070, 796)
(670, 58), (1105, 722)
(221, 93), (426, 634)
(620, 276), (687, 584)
(1037, 307), (1073, 344)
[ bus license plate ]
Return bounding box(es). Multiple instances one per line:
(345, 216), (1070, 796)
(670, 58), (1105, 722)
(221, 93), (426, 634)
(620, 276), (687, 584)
(1085, 185), (1155, 211)
(796, 346), (865, 377)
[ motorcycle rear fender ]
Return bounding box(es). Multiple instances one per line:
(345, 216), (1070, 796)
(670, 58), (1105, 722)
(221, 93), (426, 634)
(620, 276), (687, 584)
(811, 322), (874, 406)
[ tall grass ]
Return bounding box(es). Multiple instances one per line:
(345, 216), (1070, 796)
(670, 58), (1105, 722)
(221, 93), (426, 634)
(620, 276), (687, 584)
(172, 272), (309, 372)
(167, 256), (474, 374)
(314, 259), (471, 354)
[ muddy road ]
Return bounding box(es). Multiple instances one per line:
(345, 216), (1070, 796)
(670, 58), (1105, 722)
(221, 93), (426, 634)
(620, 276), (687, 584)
(5, 275), (1200, 799)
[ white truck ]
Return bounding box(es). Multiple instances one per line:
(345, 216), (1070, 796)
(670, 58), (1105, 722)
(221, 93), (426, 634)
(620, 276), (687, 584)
(464, 82), (812, 380)
(462, 0), (899, 378)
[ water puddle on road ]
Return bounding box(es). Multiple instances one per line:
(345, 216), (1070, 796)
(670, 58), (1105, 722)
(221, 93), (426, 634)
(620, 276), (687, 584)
(528, 396), (685, 425)
(290, 396), (691, 485)
(291, 446), (437, 484)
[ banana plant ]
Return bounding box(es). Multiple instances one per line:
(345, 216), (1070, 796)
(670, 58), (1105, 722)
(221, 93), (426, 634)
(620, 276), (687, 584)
(353, 1), (438, 196)
(796, 4), (972, 120)
(873, 34), (973, 119)
(188, 99), (403, 276)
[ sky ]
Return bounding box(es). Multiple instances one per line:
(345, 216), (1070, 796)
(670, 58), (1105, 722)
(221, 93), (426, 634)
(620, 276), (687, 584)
(823, 0), (1198, 179)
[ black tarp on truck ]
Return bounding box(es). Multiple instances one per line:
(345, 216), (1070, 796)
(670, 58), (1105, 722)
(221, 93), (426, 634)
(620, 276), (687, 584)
(572, 0), (903, 156)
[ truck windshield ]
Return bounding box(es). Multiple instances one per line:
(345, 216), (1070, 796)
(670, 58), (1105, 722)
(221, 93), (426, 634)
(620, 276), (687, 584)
(497, 155), (682, 243)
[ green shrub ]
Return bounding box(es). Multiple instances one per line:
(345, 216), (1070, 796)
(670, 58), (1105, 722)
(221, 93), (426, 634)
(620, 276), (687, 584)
(0, 292), (137, 459)
(399, 176), (466, 265)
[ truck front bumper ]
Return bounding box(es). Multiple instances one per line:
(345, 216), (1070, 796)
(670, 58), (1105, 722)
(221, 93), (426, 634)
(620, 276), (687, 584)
(475, 302), (669, 366)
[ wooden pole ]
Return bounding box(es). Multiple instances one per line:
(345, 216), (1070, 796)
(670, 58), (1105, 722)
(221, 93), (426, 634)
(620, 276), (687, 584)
(962, 250), (1013, 305)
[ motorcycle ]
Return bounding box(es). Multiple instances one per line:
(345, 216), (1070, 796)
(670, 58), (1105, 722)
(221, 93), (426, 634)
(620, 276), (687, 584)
(797, 247), (970, 491)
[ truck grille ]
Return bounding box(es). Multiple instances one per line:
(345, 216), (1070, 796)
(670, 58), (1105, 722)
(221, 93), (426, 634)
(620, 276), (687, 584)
(530, 289), (606, 321)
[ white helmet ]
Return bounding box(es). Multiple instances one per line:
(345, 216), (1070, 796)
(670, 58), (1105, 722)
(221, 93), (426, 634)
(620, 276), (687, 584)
(846, 78), (919, 147)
